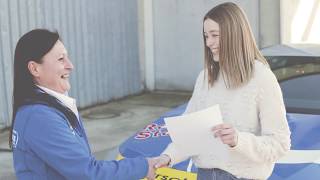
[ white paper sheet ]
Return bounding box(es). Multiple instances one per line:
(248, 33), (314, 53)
(164, 104), (229, 158)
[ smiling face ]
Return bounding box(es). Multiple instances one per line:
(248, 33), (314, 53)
(30, 40), (74, 94)
(203, 18), (220, 61)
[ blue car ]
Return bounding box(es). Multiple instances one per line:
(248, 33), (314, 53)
(119, 45), (320, 180)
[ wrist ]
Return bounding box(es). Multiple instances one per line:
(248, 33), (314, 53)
(162, 154), (171, 166)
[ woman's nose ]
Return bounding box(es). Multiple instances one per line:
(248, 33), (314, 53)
(65, 58), (74, 70)
(206, 37), (214, 47)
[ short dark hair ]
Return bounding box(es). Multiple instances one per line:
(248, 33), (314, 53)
(9, 29), (60, 147)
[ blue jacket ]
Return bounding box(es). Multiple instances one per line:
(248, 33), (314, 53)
(12, 104), (148, 180)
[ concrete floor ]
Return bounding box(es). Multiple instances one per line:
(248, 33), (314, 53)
(0, 91), (190, 180)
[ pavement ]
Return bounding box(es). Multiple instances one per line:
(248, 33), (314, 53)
(0, 91), (191, 180)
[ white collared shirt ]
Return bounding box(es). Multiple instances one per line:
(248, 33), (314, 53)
(37, 85), (79, 120)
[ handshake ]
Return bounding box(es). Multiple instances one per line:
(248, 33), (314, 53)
(145, 154), (171, 180)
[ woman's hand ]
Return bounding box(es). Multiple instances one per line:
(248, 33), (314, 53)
(212, 123), (238, 147)
(154, 154), (171, 168)
(145, 155), (171, 180)
(146, 158), (157, 180)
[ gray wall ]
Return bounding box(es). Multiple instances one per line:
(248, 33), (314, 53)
(0, 0), (142, 128)
(259, 0), (281, 47)
(151, 0), (261, 91)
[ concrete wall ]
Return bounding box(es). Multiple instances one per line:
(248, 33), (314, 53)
(0, 0), (141, 128)
(259, 0), (281, 47)
(147, 0), (261, 91)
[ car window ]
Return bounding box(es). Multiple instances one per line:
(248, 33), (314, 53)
(266, 56), (320, 81)
(266, 56), (320, 114)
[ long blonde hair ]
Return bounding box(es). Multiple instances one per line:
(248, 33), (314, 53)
(203, 2), (268, 88)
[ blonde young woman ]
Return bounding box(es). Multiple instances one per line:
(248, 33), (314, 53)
(155, 2), (291, 180)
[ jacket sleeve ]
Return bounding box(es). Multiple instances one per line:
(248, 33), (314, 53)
(230, 67), (291, 163)
(162, 70), (205, 166)
(24, 105), (148, 180)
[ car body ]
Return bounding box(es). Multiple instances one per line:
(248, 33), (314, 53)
(119, 45), (320, 180)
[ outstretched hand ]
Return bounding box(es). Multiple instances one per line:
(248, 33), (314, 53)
(146, 158), (157, 180)
(154, 154), (171, 168)
(145, 155), (171, 180)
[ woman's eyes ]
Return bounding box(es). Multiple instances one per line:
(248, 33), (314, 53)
(205, 34), (219, 38)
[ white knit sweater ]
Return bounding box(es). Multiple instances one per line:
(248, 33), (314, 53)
(163, 61), (291, 180)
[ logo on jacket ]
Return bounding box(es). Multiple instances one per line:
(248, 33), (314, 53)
(12, 130), (19, 148)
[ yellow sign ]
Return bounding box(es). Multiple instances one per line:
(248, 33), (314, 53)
(151, 167), (197, 180)
(117, 155), (197, 180)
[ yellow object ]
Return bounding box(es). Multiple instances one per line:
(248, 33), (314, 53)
(151, 167), (196, 180)
(117, 154), (197, 180)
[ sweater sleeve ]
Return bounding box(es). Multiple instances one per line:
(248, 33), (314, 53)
(230, 66), (291, 163)
(184, 70), (205, 114)
(162, 70), (205, 166)
(24, 105), (148, 180)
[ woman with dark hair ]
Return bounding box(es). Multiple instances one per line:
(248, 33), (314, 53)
(10, 29), (157, 180)
(155, 2), (291, 180)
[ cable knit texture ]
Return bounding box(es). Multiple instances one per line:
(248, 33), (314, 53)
(163, 61), (291, 180)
